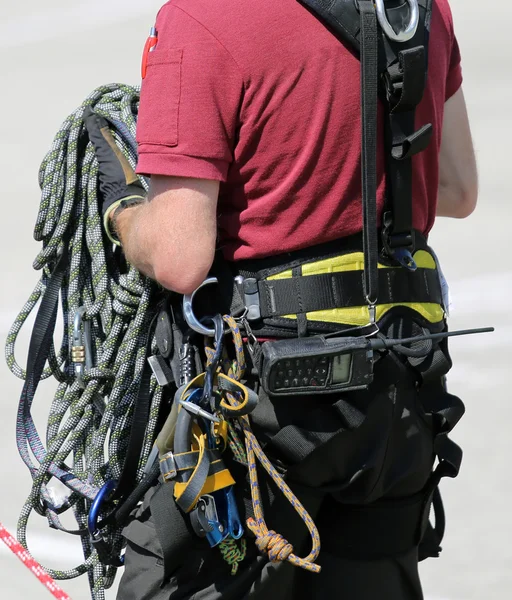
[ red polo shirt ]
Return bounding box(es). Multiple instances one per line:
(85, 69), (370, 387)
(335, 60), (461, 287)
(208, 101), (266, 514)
(136, 0), (462, 261)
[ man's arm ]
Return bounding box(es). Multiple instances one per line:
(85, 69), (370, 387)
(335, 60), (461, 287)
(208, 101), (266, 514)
(436, 88), (478, 218)
(114, 176), (219, 294)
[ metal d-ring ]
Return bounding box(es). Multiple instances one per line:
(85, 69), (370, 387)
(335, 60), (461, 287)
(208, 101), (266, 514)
(375, 0), (419, 43)
(182, 278), (221, 337)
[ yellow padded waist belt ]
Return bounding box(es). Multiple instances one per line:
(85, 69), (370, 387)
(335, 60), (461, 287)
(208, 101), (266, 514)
(266, 249), (444, 326)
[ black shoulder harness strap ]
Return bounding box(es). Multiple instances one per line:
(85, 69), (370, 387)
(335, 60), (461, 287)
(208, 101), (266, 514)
(299, 0), (434, 294)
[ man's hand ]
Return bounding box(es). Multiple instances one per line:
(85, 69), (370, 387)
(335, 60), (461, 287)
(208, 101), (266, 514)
(437, 88), (478, 218)
(113, 176), (219, 294)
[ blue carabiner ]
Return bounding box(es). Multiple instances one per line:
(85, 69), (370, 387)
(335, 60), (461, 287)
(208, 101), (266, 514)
(88, 480), (125, 567)
(88, 480), (117, 537)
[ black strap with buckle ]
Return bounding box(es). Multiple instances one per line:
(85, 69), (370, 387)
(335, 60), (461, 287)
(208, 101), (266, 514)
(298, 0), (434, 274)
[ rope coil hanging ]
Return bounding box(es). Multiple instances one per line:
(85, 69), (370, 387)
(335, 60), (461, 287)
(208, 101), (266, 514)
(5, 84), (163, 600)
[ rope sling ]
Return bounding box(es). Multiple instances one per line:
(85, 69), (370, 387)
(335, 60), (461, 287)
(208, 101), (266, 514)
(5, 83), (320, 599)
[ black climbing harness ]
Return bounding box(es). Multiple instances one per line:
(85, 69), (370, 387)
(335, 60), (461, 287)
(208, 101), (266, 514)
(7, 3), (494, 598)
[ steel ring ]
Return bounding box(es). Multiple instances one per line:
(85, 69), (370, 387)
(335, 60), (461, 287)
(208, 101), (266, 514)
(375, 0), (419, 43)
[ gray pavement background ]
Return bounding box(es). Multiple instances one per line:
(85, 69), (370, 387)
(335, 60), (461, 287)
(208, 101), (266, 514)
(0, 1), (510, 598)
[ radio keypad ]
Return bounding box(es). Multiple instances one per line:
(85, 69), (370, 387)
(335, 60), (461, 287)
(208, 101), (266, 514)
(273, 356), (329, 389)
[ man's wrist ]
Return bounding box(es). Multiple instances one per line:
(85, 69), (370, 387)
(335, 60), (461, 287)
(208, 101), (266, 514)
(104, 195), (146, 246)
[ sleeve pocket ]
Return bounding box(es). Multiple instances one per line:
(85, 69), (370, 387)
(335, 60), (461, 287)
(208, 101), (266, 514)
(137, 48), (183, 147)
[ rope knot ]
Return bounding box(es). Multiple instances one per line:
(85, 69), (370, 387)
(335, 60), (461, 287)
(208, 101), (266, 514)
(247, 519), (293, 563)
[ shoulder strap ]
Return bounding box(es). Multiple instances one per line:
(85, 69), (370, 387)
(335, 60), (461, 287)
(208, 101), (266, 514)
(298, 0), (434, 298)
(379, 0), (433, 268)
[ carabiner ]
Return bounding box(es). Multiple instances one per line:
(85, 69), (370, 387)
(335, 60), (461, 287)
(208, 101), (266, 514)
(182, 278), (219, 336)
(88, 480), (124, 567)
(202, 314), (224, 406)
(374, 0), (419, 43)
(87, 480), (117, 537)
(72, 307), (93, 388)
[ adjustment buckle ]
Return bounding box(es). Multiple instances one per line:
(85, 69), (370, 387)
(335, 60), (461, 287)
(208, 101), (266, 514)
(382, 217), (417, 272)
(159, 451), (177, 482)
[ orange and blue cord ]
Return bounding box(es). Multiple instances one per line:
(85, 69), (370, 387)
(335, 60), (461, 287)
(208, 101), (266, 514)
(205, 315), (321, 574)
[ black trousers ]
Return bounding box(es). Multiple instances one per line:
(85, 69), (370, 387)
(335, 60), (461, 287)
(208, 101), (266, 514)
(117, 324), (459, 600)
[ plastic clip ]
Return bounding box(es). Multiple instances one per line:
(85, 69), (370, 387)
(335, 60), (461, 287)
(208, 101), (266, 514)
(393, 248), (417, 271)
(242, 277), (261, 321)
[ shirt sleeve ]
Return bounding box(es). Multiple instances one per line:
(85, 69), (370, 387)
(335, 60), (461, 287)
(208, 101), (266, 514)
(136, 4), (244, 181)
(445, 30), (463, 101)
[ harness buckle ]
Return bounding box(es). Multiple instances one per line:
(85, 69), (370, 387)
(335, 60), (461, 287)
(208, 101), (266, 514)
(241, 277), (261, 321)
(159, 450), (177, 482)
(381, 214), (417, 272)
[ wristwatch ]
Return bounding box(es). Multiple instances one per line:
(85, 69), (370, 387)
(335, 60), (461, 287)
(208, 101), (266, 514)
(104, 194), (146, 246)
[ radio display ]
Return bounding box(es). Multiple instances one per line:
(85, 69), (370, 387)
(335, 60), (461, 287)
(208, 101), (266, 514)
(331, 353), (352, 384)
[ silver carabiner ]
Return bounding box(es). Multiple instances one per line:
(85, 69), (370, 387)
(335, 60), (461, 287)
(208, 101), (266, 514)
(72, 307), (93, 388)
(182, 277), (219, 337)
(375, 0), (419, 43)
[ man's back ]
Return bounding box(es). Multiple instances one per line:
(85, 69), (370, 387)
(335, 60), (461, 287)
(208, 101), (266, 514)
(137, 0), (461, 261)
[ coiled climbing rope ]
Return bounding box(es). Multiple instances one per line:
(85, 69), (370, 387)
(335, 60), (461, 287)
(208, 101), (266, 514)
(5, 82), (321, 600)
(5, 84), (163, 600)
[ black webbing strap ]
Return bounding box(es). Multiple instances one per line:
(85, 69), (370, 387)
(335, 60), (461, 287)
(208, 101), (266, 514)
(256, 266), (442, 318)
(114, 461), (160, 527)
(381, 5), (433, 255)
(417, 433), (462, 560)
(17, 243), (70, 516)
(111, 315), (158, 503)
(359, 0), (379, 305)
(174, 444), (212, 513)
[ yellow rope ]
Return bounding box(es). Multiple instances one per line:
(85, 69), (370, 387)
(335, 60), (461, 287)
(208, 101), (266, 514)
(205, 316), (321, 574)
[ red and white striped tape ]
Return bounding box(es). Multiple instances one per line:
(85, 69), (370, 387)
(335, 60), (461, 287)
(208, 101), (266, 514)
(0, 522), (71, 600)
